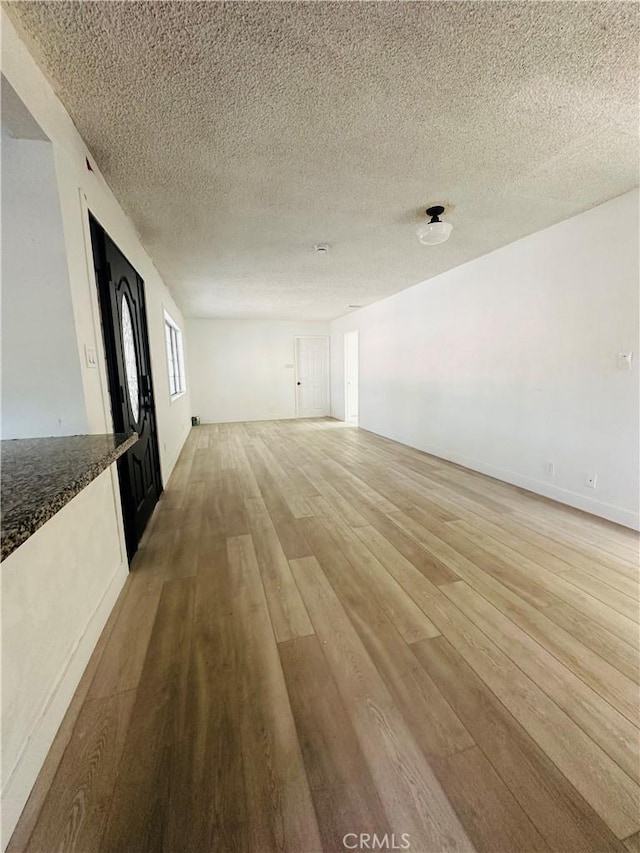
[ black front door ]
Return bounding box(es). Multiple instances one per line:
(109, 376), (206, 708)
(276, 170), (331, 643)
(90, 215), (162, 560)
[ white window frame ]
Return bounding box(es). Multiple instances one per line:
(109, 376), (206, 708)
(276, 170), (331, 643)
(164, 310), (186, 399)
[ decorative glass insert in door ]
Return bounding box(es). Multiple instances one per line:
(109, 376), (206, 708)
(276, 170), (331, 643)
(121, 293), (140, 423)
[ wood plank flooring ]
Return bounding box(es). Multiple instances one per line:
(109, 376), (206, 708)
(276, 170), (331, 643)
(10, 418), (640, 853)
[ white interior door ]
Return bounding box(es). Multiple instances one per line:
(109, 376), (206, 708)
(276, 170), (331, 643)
(295, 336), (330, 418)
(344, 329), (359, 425)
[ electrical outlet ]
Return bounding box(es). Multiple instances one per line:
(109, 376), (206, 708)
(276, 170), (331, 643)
(546, 461), (555, 476)
(618, 351), (633, 370)
(586, 473), (597, 489)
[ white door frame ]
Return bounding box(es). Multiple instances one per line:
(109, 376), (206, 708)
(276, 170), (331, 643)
(344, 329), (359, 425)
(78, 190), (128, 566)
(294, 335), (330, 418)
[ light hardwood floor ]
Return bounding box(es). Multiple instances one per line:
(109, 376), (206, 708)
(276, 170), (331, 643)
(10, 418), (640, 853)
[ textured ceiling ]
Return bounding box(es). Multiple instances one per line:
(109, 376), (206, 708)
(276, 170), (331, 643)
(5, 1), (639, 320)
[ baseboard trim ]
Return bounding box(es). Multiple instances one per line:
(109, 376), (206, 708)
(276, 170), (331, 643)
(199, 414), (296, 424)
(162, 425), (193, 485)
(1, 560), (128, 850)
(361, 426), (640, 531)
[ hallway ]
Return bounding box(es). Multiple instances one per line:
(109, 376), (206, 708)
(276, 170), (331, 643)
(11, 419), (640, 853)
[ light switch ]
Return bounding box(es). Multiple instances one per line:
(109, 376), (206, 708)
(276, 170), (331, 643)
(85, 345), (98, 368)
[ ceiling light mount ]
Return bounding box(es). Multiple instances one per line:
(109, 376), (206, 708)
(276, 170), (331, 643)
(417, 204), (453, 245)
(425, 205), (445, 222)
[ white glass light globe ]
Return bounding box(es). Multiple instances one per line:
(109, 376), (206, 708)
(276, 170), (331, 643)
(416, 220), (453, 245)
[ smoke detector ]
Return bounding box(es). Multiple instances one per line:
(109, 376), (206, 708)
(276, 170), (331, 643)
(314, 243), (330, 253)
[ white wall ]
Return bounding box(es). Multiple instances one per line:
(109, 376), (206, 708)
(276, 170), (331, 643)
(187, 318), (329, 423)
(331, 190), (640, 529)
(1, 17), (191, 483)
(1, 12), (193, 846)
(1, 467), (128, 846)
(1, 123), (88, 439)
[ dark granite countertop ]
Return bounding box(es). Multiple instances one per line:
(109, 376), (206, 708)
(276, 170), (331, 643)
(1, 432), (138, 562)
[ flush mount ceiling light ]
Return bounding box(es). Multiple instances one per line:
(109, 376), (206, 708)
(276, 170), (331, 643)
(416, 205), (453, 245)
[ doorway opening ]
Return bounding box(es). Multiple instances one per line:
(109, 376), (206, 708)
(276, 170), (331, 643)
(89, 216), (163, 560)
(1, 76), (88, 440)
(294, 336), (330, 418)
(344, 329), (359, 426)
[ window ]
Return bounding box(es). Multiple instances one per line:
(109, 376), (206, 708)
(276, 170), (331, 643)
(164, 311), (186, 397)
(122, 294), (140, 421)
